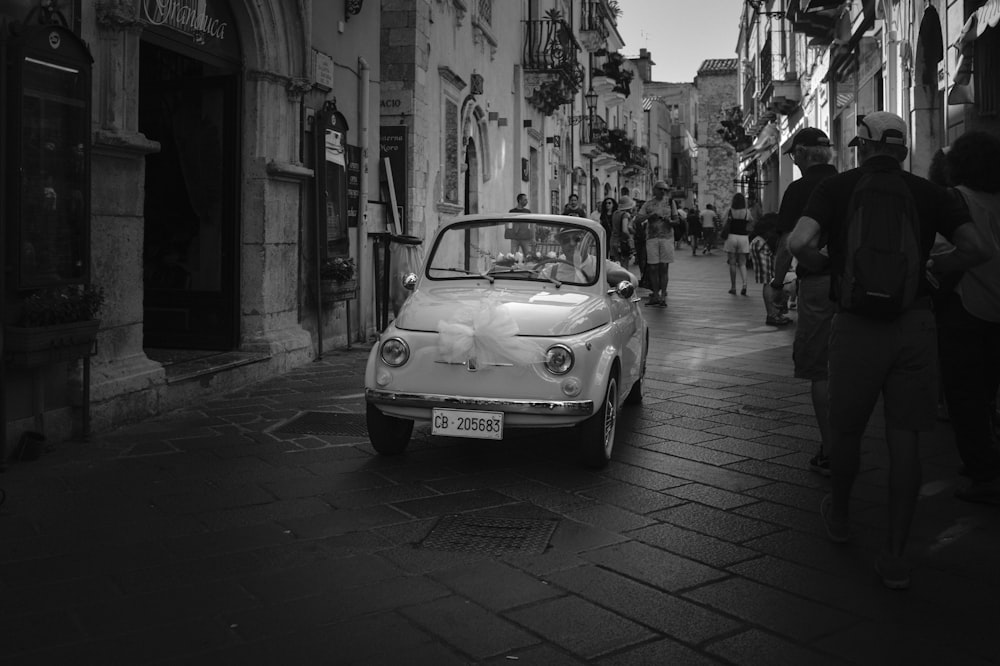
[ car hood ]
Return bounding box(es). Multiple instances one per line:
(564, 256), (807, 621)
(394, 284), (611, 336)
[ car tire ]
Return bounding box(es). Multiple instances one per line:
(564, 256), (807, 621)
(366, 402), (413, 455)
(580, 375), (618, 469)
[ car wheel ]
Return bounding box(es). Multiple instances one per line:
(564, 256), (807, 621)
(366, 402), (413, 455)
(580, 375), (618, 468)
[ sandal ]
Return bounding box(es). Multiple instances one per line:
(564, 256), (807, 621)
(740, 285), (747, 296)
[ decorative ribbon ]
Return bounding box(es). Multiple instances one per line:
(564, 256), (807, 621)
(437, 294), (543, 367)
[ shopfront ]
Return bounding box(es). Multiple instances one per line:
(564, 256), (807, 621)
(137, 0), (242, 350)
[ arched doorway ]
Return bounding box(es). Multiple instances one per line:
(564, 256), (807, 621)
(138, 0), (242, 350)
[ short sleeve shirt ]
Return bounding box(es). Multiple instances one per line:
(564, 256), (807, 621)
(638, 198), (674, 239)
(801, 155), (970, 301)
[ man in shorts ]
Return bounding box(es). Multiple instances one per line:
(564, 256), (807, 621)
(777, 128), (838, 476)
(789, 112), (991, 589)
(632, 180), (676, 307)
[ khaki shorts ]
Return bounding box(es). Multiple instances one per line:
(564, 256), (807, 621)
(793, 275), (835, 381)
(828, 309), (939, 433)
(645, 237), (674, 264)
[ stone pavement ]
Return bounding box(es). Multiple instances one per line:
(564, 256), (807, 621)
(1, 244), (999, 665)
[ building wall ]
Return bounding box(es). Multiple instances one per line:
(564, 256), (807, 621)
(695, 67), (739, 212)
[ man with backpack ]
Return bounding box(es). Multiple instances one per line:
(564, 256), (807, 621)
(788, 112), (991, 590)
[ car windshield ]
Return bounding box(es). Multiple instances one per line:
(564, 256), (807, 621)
(426, 219), (601, 286)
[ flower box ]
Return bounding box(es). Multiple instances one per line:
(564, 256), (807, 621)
(321, 278), (357, 303)
(4, 319), (100, 369)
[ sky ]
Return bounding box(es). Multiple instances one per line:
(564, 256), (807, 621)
(614, 0), (745, 83)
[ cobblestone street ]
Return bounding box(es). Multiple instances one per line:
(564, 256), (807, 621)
(2, 247), (998, 665)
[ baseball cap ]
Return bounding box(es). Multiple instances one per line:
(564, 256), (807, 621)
(848, 112), (907, 147)
(783, 127), (831, 154)
(652, 180), (669, 190)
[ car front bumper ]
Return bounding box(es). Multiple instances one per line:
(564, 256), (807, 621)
(366, 388), (593, 416)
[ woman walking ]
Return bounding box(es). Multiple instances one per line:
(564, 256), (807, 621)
(724, 192), (753, 295)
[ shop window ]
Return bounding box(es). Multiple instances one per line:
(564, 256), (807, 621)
(3, 22), (92, 289)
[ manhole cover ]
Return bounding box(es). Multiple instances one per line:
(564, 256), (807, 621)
(274, 411), (367, 436)
(420, 515), (558, 555)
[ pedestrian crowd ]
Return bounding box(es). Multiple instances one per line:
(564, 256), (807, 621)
(546, 114), (999, 592)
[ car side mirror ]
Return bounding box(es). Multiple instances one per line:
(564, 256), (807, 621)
(402, 272), (418, 291)
(613, 280), (635, 299)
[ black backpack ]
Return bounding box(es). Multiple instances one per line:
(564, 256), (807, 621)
(836, 169), (921, 318)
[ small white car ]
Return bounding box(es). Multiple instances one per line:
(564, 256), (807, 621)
(364, 214), (648, 468)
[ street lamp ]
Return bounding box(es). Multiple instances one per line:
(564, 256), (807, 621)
(584, 88), (598, 210)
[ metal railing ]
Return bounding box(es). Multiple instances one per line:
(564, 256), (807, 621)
(523, 18), (581, 75)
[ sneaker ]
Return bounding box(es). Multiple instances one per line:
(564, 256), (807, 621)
(875, 551), (911, 590)
(820, 494), (850, 544)
(809, 453), (831, 477)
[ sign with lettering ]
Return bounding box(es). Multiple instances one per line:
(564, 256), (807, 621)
(139, 0), (240, 63)
(379, 126), (407, 232)
(380, 93), (412, 116)
(347, 145), (361, 228)
(314, 50), (334, 89)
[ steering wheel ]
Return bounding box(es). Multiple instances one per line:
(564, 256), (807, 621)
(532, 257), (588, 281)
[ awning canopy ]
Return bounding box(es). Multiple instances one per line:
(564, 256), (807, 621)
(739, 123), (780, 170)
(949, 0), (1000, 104)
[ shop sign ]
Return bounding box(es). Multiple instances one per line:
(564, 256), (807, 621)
(347, 145), (361, 228)
(380, 94), (412, 116)
(139, 0), (235, 53)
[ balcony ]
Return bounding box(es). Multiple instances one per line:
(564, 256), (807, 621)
(523, 13), (585, 114)
(787, 0), (845, 45)
(578, 0), (612, 52)
(580, 115), (609, 155)
(769, 79), (802, 115)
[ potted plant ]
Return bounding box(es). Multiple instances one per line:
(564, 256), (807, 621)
(4, 284), (105, 368)
(320, 255), (357, 302)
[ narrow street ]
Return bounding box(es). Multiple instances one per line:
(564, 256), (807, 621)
(1, 246), (998, 666)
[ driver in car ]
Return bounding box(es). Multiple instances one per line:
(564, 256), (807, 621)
(551, 228), (635, 286)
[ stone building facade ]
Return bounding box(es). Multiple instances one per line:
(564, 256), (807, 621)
(1, 0), (383, 454)
(694, 59), (740, 213)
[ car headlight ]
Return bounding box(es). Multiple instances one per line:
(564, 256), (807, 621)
(544, 344), (574, 375)
(380, 337), (410, 367)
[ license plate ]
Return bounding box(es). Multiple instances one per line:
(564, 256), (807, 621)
(432, 408), (503, 440)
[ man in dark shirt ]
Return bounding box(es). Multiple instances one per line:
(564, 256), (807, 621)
(775, 128), (838, 477)
(507, 193), (533, 255)
(789, 112), (990, 589)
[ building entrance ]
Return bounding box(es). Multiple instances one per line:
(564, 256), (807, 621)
(138, 39), (239, 350)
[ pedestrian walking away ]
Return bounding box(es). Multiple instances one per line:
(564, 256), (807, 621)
(700, 204), (719, 254)
(632, 180), (676, 307)
(934, 131), (1000, 505)
(777, 126), (839, 477)
(789, 111), (991, 590)
(722, 192), (752, 296)
(610, 195), (636, 265)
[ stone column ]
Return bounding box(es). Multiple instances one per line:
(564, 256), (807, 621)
(88, 1), (167, 428)
(237, 71), (314, 368)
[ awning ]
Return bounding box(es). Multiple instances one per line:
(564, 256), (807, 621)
(949, 0), (1000, 104)
(739, 123), (780, 170)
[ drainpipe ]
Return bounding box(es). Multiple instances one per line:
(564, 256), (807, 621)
(358, 57), (370, 344)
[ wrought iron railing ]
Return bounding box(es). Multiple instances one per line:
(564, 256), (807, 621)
(523, 18), (582, 80)
(580, 0), (610, 40)
(582, 115), (608, 146)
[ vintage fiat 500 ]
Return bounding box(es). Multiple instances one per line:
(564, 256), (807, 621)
(364, 214), (648, 468)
